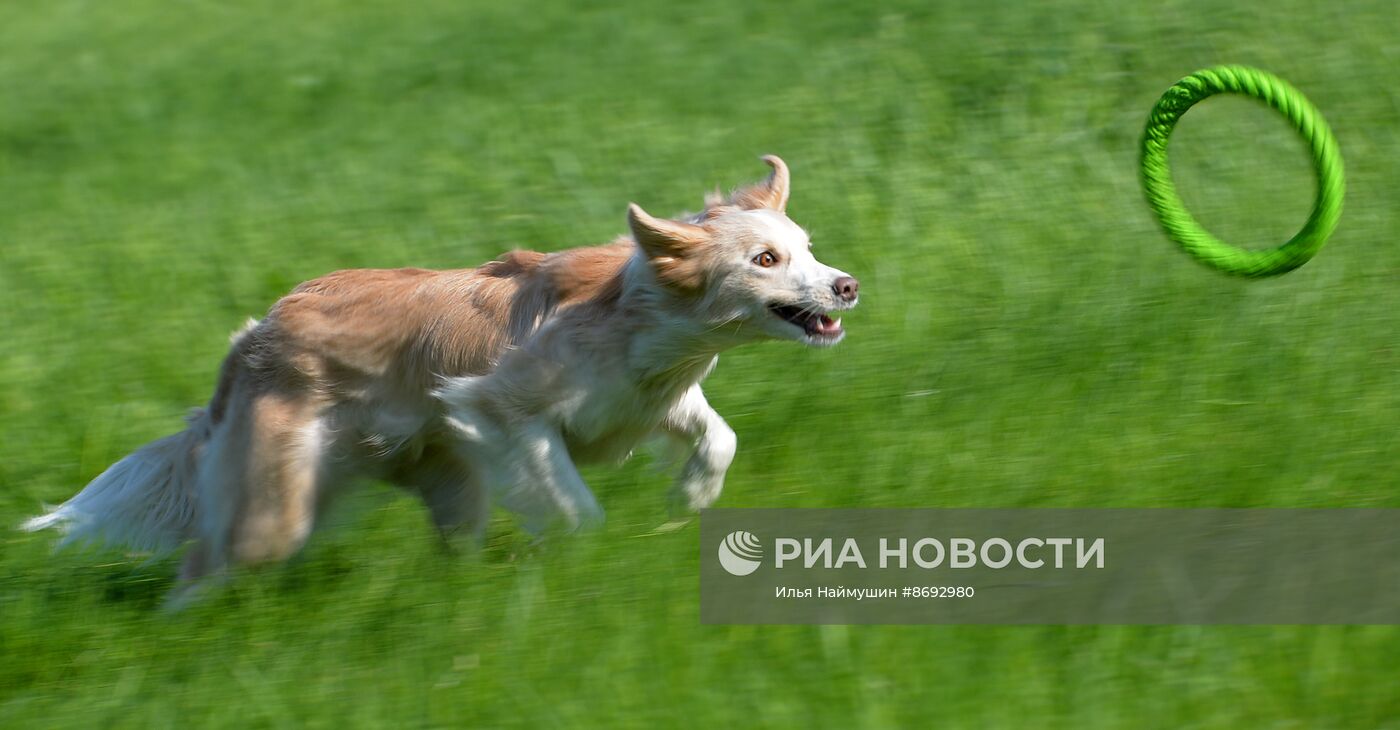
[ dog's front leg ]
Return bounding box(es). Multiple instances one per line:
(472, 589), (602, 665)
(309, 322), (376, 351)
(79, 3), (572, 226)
(508, 419), (605, 532)
(661, 385), (737, 514)
(450, 415), (603, 533)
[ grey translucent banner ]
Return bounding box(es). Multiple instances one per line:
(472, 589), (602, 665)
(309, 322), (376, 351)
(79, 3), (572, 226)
(699, 509), (1400, 624)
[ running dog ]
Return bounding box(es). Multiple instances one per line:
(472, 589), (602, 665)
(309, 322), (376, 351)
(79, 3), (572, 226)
(23, 155), (859, 589)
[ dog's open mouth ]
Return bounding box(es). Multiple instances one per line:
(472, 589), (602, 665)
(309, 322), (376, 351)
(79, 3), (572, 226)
(769, 303), (843, 339)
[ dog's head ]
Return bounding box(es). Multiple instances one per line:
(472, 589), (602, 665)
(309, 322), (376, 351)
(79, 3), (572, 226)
(627, 156), (858, 347)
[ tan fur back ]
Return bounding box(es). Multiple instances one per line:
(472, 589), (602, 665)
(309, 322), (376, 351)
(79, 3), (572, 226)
(209, 241), (634, 426)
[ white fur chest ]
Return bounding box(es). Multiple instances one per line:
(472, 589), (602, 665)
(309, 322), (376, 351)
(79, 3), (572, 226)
(554, 355), (715, 464)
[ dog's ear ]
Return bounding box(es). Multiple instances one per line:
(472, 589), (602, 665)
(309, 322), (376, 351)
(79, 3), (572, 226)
(726, 154), (791, 212)
(627, 203), (709, 290)
(627, 203), (708, 256)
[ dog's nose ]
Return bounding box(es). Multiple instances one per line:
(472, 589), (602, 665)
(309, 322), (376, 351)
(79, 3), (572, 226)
(833, 276), (859, 302)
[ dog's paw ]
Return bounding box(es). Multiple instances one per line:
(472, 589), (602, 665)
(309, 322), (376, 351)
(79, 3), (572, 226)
(671, 474), (726, 514)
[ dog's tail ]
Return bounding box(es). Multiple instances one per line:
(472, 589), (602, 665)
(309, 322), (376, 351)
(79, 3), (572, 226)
(21, 319), (259, 554)
(20, 409), (211, 553)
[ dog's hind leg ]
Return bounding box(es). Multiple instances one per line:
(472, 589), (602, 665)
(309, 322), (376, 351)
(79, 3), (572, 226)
(388, 443), (489, 547)
(230, 393), (327, 566)
(180, 391), (327, 588)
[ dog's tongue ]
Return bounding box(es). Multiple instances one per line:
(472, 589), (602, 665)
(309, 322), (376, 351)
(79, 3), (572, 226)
(808, 314), (842, 337)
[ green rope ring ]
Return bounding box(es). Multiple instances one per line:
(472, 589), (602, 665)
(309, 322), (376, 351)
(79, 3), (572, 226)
(1140, 65), (1345, 277)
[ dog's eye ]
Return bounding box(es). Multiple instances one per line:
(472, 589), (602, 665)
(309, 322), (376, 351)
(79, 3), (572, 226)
(752, 251), (778, 268)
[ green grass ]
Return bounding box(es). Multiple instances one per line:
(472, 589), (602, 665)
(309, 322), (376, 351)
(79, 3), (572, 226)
(3, 0), (1400, 726)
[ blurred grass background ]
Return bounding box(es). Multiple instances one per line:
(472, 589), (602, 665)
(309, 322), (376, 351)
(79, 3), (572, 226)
(3, 0), (1399, 726)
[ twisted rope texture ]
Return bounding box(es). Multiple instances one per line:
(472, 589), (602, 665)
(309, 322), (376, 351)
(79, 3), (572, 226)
(1141, 65), (1345, 277)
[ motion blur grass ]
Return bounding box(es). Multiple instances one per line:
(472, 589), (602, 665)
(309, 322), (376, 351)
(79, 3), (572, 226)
(3, 0), (1399, 726)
